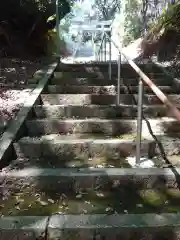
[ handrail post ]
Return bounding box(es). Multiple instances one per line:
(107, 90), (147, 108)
(102, 36), (104, 62)
(98, 45), (100, 61)
(117, 53), (121, 105)
(104, 35), (106, 62)
(136, 79), (143, 165)
(108, 32), (112, 80)
(99, 43), (101, 61)
(56, 0), (60, 57)
(101, 44), (103, 61)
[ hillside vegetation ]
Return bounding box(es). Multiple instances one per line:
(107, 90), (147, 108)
(141, 1), (180, 73)
(0, 0), (70, 58)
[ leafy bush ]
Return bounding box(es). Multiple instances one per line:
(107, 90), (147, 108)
(140, 1), (180, 73)
(0, 0), (71, 57)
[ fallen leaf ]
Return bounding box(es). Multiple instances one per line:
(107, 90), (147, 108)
(48, 199), (55, 204)
(15, 206), (20, 210)
(62, 201), (67, 206)
(76, 194), (82, 199)
(39, 200), (48, 206)
(96, 192), (104, 197)
(136, 204), (143, 208)
(105, 207), (113, 212)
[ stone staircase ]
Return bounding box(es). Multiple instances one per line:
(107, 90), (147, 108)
(1, 62), (180, 239)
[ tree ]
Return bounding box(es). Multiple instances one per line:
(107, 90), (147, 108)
(0, 0), (72, 56)
(91, 0), (121, 20)
(123, 0), (142, 44)
(83, 0), (121, 29)
(122, 0), (177, 45)
(71, 0), (121, 44)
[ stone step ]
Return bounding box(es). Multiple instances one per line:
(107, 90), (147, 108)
(33, 104), (179, 119)
(13, 134), (155, 159)
(51, 74), (168, 86)
(1, 173), (180, 217)
(0, 84), (36, 89)
(155, 135), (180, 156)
(3, 155), (137, 168)
(0, 167), (179, 193)
(1, 213), (180, 239)
(47, 85), (178, 94)
(26, 118), (178, 137)
(40, 94), (180, 105)
(57, 62), (161, 73)
(53, 71), (120, 79)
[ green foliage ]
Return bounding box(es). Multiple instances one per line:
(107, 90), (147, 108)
(122, 0), (179, 45)
(92, 0), (121, 20)
(140, 1), (180, 66)
(148, 1), (180, 34)
(123, 0), (142, 45)
(0, 0), (71, 57)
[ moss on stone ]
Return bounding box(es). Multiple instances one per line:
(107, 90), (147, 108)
(1, 188), (180, 216)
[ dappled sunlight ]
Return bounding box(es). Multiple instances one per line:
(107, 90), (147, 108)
(0, 89), (31, 124)
(1, 3), (180, 236)
(1, 164), (180, 239)
(0, 58), (43, 135)
(1, 166), (180, 216)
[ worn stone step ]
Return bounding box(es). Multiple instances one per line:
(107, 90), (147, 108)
(51, 74), (168, 86)
(58, 63), (119, 73)
(1, 176), (180, 217)
(1, 213), (180, 240)
(57, 62), (161, 73)
(0, 84), (36, 89)
(53, 71), (119, 79)
(40, 94), (180, 105)
(0, 167), (179, 193)
(155, 135), (180, 156)
(13, 134), (155, 159)
(26, 118), (179, 137)
(33, 104), (179, 119)
(3, 155), (137, 168)
(47, 85), (178, 94)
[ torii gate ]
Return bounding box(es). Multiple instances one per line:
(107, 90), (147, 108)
(70, 20), (112, 59)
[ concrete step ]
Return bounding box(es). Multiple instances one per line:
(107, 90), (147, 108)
(47, 85), (178, 94)
(40, 94), (180, 105)
(51, 74), (169, 86)
(26, 118), (179, 137)
(1, 213), (180, 239)
(13, 134), (155, 159)
(33, 104), (179, 119)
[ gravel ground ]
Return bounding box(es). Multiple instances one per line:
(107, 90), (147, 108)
(0, 58), (43, 134)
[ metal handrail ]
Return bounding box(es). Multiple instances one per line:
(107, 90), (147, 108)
(97, 32), (105, 60)
(97, 31), (180, 165)
(104, 32), (180, 120)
